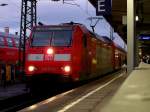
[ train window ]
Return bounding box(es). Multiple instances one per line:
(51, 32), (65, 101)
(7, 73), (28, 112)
(0, 36), (4, 46)
(32, 31), (52, 46)
(15, 39), (19, 47)
(6, 37), (13, 47)
(83, 34), (87, 48)
(51, 30), (72, 47)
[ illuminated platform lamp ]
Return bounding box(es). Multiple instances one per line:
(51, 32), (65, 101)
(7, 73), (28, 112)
(139, 34), (150, 40)
(136, 16), (139, 21)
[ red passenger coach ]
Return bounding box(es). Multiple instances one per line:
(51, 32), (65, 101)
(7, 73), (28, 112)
(25, 23), (126, 84)
(0, 32), (20, 82)
(0, 32), (19, 64)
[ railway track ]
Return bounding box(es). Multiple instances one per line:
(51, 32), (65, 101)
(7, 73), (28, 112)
(0, 93), (30, 112)
(0, 82), (76, 112)
(0, 70), (125, 112)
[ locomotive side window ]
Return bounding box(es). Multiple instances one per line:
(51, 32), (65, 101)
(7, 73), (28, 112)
(6, 37), (13, 47)
(51, 30), (72, 47)
(32, 31), (52, 46)
(83, 34), (87, 48)
(0, 36), (4, 46)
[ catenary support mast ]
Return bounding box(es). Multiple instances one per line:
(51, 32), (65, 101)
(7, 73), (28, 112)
(19, 0), (37, 73)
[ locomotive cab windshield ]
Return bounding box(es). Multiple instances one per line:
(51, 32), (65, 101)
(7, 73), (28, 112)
(31, 27), (72, 47)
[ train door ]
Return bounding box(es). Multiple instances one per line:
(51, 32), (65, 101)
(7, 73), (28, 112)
(82, 34), (90, 76)
(114, 49), (120, 69)
(90, 37), (97, 76)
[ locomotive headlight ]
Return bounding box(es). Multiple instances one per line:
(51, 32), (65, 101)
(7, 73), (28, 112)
(47, 48), (54, 55)
(64, 66), (71, 72)
(28, 66), (35, 72)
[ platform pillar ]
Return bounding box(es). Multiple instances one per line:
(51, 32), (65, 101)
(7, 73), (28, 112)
(127, 0), (135, 74)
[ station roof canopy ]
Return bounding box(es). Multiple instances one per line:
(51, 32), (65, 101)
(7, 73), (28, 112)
(89, 0), (150, 43)
(89, 0), (127, 42)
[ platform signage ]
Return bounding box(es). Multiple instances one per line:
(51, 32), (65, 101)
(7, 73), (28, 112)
(139, 35), (150, 40)
(96, 0), (112, 16)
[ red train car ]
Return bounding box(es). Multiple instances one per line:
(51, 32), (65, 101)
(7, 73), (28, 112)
(0, 32), (20, 64)
(25, 23), (126, 84)
(0, 32), (20, 81)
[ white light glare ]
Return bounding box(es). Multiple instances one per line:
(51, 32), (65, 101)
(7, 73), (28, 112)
(28, 66), (35, 72)
(64, 66), (71, 72)
(136, 16), (139, 21)
(47, 48), (54, 55)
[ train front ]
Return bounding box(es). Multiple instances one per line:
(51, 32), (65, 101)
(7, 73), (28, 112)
(25, 25), (74, 82)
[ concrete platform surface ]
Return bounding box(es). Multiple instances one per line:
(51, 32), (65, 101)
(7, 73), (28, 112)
(101, 62), (150, 112)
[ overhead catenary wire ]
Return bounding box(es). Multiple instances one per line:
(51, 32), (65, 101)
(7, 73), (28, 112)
(0, 0), (95, 31)
(39, 0), (92, 17)
(36, 0), (93, 24)
(72, 0), (92, 17)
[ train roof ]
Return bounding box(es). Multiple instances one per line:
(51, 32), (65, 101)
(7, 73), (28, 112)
(0, 31), (19, 39)
(32, 23), (126, 52)
(97, 35), (112, 44)
(113, 42), (126, 52)
(88, 31), (113, 44)
(34, 22), (85, 29)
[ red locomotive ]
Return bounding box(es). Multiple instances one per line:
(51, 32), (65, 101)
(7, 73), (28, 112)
(25, 23), (126, 84)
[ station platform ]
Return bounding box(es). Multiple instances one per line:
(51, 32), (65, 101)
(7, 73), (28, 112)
(100, 62), (150, 112)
